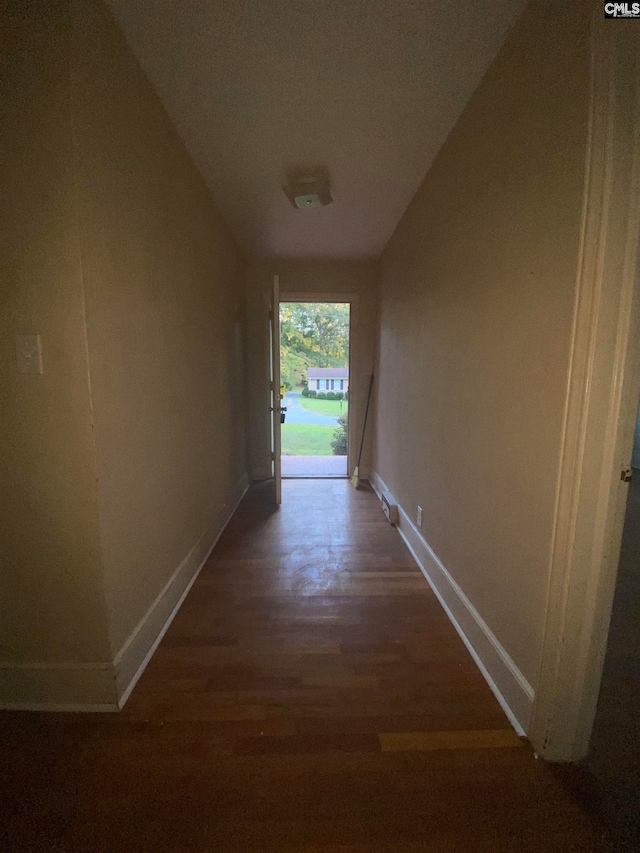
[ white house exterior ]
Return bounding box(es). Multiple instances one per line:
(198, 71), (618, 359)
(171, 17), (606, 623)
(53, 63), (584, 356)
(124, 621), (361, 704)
(307, 367), (349, 393)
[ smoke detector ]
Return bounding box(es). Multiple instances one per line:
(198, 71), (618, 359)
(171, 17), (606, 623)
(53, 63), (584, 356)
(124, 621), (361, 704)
(284, 175), (333, 210)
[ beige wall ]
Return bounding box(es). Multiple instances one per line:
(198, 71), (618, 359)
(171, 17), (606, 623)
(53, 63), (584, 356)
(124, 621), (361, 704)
(0, 1), (112, 679)
(72, 0), (247, 658)
(374, 0), (591, 687)
(245, 260), (377, 480)
(1, 0), (247, 704)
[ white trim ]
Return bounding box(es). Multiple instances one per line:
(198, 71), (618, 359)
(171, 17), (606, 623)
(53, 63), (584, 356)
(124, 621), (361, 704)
(0, 473), (250, 713)
(271, 275), (282, 505)
(370, 471), (533, 736)
(114, 472), (250, 706)
(112, 477), (248, 667)
(280, 291), (358, 476)
(530, 19), (640, 762)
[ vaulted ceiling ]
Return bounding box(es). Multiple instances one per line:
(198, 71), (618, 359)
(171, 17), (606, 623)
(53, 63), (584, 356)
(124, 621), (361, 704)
(106, 0), (526, 259)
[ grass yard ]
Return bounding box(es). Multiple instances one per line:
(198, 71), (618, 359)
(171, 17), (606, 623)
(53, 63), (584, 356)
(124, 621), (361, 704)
(281, 424), (335, 456)
(299, 397), (349, 416)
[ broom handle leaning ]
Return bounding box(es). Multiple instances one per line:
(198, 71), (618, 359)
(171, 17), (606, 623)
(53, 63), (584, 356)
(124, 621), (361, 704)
(356, 374), (374, 469)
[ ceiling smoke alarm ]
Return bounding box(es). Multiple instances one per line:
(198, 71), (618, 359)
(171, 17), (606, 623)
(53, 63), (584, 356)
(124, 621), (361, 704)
(284, 175), (333, 210)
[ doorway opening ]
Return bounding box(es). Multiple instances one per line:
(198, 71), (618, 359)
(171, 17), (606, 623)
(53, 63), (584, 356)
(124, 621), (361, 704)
(279, 301), (350, 478)
(581, 397), (640, 848)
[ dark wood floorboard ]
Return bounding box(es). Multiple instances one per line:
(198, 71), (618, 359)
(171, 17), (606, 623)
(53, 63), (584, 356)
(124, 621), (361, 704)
(1, 480), (609, 851)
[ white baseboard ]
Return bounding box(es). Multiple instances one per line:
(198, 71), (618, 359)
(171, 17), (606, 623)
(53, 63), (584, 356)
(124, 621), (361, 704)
(370, 471), (533, 736)
(0, 472), (250, 713)
(114, 472), (250, 708)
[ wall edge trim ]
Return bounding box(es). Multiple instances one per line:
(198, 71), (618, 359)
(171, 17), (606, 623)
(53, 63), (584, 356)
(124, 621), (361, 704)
(114, 472), (250, 708)
(0, 473), (250, 713)
(370, 471), (533, 736)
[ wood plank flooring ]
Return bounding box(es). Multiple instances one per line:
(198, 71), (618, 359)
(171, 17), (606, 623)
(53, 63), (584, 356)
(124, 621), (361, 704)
(1, 480), (609, 851)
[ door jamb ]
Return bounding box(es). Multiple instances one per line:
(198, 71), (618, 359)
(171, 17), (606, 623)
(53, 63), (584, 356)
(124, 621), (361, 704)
(280, 292), (356, 477)
(529, 16), (640, 762)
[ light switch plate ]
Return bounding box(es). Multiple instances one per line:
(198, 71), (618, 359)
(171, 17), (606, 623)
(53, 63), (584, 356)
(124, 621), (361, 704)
(16, 334), (43, 374)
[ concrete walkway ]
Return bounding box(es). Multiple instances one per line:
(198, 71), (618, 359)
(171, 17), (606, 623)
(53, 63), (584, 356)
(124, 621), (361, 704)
(281, 455), (347, 477)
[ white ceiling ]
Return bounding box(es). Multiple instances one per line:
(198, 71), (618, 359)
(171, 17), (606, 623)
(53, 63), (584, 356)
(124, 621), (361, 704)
(106, 0), (526, 259)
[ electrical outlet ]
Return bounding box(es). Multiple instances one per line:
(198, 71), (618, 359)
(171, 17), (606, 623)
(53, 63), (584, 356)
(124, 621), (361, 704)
(417, 506), (423, 528)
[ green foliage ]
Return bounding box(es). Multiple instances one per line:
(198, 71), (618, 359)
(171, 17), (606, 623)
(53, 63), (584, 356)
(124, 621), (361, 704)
(326, 391), (336, 400)
(280, 302), (349, 389)
(301, 385), (309, 397)
(317, 392), (327, 399)
(281, 425), (334, 455)
(308, 389), (317, 398)
(278, 348), (308, 391)
(331, 413), (348, 456)
(299, 397), (348, 416)
(334, 391), (344, 400)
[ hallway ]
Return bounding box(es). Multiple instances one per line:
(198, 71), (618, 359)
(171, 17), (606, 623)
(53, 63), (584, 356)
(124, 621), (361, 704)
(1, 481), (605, 852)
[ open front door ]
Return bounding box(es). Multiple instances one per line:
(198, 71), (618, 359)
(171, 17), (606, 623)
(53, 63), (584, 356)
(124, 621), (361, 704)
(269, 275), (282, 505)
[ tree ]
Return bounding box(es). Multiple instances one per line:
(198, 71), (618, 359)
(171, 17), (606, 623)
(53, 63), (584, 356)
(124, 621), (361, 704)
(279, 348), (308, 390)
(280, 302), (349, 389)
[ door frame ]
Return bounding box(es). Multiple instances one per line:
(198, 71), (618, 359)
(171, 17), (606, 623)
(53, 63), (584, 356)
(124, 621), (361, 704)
(280, 292), (356, 477)
(529, 16), (640, 762)
(270, 275), (282, 504)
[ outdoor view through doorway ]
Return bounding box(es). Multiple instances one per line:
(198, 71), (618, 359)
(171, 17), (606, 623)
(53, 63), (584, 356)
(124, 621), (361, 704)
(280, 302), (349, 478)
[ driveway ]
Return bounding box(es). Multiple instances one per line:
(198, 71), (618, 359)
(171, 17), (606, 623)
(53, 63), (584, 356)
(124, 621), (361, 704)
(283, 392), (340, 426)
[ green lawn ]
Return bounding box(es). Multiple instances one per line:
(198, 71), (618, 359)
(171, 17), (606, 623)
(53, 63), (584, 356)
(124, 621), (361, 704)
(299, 397), (349, 416)
(281, 424), (334, 455)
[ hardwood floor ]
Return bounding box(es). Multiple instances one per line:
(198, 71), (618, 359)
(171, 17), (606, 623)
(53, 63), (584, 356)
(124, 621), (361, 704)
(1, 480), (608, 851)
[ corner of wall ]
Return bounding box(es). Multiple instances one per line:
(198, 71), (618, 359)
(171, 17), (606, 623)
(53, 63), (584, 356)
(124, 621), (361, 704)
(113, 472), (250, 708)
(370, 471), (534, 735)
